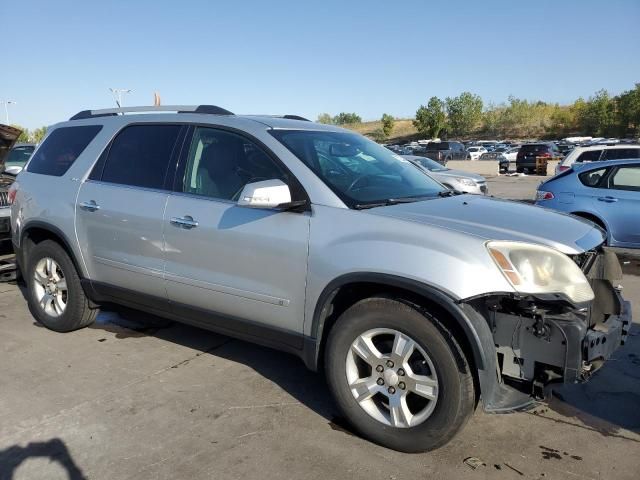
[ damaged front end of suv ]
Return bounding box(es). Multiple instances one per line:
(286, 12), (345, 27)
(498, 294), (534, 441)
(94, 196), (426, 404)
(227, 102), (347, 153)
(464, 242), (631, 409)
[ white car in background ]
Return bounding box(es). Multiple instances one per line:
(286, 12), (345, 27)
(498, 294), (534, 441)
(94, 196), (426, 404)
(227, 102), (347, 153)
(502, 146), (520, 161)
(555, 144), (640, 175)
(466, 146), (487, 160)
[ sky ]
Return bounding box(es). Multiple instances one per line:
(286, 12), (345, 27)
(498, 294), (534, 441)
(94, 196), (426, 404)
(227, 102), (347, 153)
(2, 0), (639, 129)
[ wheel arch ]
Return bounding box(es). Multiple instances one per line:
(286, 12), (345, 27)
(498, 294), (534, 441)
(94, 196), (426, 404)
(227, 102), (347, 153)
(305, 273), (490, 376)
(19, 221), (86, 278)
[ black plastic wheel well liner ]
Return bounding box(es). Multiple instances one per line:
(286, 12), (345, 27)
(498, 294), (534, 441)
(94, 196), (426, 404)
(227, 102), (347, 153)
(19, 222), (84, 276)
(572, 211), (607, 230)
(309, 273), (491, 376)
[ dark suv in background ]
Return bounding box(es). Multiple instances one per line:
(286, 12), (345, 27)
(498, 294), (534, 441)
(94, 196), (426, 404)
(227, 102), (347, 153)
(423, 141), (467, 164)
(516, 142), (560, 173)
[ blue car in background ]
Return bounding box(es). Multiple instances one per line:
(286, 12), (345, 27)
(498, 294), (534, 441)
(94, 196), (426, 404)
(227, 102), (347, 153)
(535, 159), (640, 248)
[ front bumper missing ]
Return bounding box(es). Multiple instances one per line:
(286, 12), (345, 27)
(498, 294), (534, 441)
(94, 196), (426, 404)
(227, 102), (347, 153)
(470, 249), (632, 405)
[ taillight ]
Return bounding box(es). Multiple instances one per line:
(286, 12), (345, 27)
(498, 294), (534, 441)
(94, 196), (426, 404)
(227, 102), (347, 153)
(558, 165), (569, 172)
(540, 152), (552, 158)
(8, 183), (17, 204)
(536, 190), (555, 201)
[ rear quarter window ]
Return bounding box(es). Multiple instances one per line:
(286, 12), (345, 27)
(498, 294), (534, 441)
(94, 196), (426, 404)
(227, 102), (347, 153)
(576, 150), (603, 163)
(27, 125), (102, 176)
(578, 167), (608, 188)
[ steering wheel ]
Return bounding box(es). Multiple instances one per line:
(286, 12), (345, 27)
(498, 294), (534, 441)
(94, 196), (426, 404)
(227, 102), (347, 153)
(347, 174), (373, 192)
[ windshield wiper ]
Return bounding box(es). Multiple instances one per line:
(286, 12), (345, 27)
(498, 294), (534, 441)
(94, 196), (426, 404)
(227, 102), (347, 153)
(438, 190), (463, 197)
(353, 195), (435, 210)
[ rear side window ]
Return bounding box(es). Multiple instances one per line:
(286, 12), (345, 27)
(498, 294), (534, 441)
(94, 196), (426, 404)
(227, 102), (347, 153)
(27, 125), (102, 176)
(98, 124), (182, 189)
(602, 148), (640, 160)
(576, 150), (602, 163)
(579, 167), (608, 187)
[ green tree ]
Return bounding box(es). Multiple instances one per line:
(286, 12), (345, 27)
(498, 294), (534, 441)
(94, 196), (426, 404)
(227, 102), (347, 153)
(333, 112), (362, 125)
(316, 113), (333, 124)
(445, 92), (483, 137)
(413, 96), (446, 138)
(615, 83), (640, 136)
(381, 113), (395, 138)
(31, 126), (47, 143)
(576, 89), (616, 136)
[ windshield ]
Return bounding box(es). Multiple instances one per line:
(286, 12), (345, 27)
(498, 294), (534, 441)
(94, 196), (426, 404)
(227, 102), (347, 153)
(5, 145), (35, 167)
(271, 130), (446, 207)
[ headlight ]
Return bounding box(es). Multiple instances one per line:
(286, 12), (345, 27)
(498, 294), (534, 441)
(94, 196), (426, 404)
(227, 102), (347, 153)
(454, 177), (476, 187)
(487, 241), (594, 303)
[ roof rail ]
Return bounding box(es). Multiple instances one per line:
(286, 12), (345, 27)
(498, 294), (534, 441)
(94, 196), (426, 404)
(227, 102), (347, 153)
(69, 105), (234, 121)
(282, 115), (310, 121)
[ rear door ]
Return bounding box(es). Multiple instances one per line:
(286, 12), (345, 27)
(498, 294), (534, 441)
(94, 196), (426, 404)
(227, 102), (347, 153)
(75, 123), (185, 306)
(594, 165), (640, 246)
(163, 126), (310, 342)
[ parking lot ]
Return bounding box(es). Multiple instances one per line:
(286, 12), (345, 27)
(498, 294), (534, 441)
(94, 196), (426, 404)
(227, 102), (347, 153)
(0, 174), (638, 480)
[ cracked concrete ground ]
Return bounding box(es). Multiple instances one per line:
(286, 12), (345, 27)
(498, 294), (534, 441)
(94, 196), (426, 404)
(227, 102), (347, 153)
(1, 176), (639, 479)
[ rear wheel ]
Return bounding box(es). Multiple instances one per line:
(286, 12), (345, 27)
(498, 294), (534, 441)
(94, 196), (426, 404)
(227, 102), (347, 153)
(325, 297), (475, 452)
(26, 240), (98, 332)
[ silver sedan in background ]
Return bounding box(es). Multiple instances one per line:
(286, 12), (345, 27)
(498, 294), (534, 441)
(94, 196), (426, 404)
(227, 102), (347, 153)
(403, 155), (488, 194)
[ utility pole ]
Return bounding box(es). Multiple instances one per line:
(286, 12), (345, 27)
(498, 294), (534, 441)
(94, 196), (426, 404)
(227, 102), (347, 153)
(108, 88), (132, 108)
(0, 100), (17, 124)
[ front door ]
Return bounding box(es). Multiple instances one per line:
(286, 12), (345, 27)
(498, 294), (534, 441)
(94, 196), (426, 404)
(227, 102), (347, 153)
(163, 126), (310, 343)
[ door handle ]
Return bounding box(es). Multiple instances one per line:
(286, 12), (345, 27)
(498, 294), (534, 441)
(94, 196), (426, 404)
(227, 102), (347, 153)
(79, 200), (100, 211)
(597, 196), (618, 203)
(170, 216), (199, 229)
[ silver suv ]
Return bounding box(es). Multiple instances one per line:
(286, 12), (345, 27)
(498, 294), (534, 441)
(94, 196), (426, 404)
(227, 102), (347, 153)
(11, 106), (631, 452)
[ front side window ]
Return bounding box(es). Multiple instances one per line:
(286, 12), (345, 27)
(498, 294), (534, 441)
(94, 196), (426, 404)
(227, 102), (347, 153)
(27, 125), (102, 176)
(271, 130), (446, 207)
(609, 166), (640, 191)
(181, 127), (288, 201)
(99, 124), (182, 189)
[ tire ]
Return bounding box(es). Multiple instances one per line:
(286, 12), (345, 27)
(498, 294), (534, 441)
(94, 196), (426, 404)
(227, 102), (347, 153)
(325, 297), (475, 452)
(26, 240), (98, 332)
(516, 167), (524, 173)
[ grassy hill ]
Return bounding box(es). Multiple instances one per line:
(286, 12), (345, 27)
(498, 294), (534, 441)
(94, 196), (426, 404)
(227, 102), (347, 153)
(342, 119), (419, 143)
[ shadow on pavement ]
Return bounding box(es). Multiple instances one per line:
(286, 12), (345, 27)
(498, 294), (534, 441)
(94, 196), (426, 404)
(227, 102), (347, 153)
(0, 438), (87, 480)
(550, 323), (640, 436)
(92, 307), (337, 422)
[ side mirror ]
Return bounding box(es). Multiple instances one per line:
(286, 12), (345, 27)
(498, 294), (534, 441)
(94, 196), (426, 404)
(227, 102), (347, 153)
(237, 179), (292, 209)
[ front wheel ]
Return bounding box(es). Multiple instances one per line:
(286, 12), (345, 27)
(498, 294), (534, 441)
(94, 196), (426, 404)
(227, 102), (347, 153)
(26, 240), (98, 332)
(325, 297), (475, 452)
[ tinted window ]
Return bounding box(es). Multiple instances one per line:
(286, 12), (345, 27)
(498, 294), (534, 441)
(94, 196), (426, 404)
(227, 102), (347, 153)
(609, 166), (640, 191)
(602, 148), (640, 160)
(27, 126), (102, 176)
(579, 167), (607, 187)
(427, 143), (449, 150)
(100, 125), (181, 189)
(182, 127), (288, 201)
(520, 144), (551, 154)
(576, 150), (602, 162)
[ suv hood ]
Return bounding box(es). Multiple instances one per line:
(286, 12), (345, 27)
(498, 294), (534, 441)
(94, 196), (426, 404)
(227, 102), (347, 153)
(0, 124), (21, 171)
(369, 195), (604, 255)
